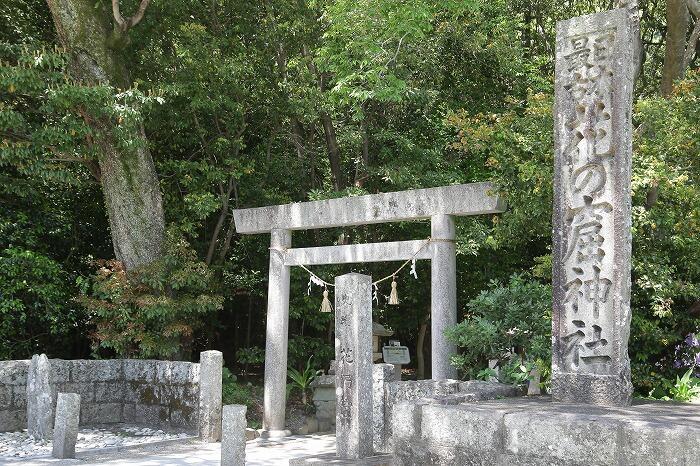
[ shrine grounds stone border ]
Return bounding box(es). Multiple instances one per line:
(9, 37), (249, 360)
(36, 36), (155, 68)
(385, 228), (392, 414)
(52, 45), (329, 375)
(0, 351), (222, 436)
(232, 182), (506, 437)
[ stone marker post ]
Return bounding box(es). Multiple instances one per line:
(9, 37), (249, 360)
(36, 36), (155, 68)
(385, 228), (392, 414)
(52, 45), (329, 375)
(27, 354), (53, 440)
(221, 404), (247, 466)
(552, 8), (636, 406)
(431, 214), (457, 380)
(52, 393), (80, 459)
(199, 350), (223, 442)
(335, 273), (373, 459)
(262, 228), (292, 438)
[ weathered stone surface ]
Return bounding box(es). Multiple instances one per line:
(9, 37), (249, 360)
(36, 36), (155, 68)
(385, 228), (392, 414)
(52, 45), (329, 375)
(80, 402), (122, 424)
(71, 359), (123, 382)
(49, 360), (71, 384)
(372, 363), (398, 453)
(431, 214), (457, 380)
(94, 382), (125, 403)
(199, 350), (223, 442)
(390, 397), (700, 466)
(0, 386), (11, 410)
(0, 409), (26, 432)
(552, 8), (636, 406)
(0, 360), (29, 385)
(335, 273), (374, 459)
(221, 404), (247, 466)
(27, 354), (53, 440)
(156, 361), (195, 384)
(261, 228), (292, 437)
(123, 360), (157, 383)
(52, 393), (80, 459)
(457, 380), (521, 400)
(233, 182), (505, 234)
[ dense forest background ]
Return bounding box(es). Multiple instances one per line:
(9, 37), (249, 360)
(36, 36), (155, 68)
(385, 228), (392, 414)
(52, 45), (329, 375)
(1, 0), (698, 396)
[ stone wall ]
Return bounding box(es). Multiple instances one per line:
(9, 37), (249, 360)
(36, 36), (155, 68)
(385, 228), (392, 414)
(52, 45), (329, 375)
(0, 358), (201, 433)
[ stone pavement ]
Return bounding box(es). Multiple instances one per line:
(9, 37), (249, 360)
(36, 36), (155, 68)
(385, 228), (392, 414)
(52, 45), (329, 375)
(1, 434), (337, 466)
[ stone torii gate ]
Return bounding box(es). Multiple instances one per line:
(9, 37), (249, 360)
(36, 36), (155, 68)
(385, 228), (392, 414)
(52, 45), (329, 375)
(232, 182), (505, 437)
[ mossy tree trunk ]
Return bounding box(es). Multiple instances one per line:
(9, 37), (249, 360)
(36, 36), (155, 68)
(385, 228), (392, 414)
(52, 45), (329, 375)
(46, 0), (164, 270)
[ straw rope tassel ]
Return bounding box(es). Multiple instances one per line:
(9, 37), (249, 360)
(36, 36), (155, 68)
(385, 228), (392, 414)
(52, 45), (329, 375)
(388, 276), (399, 305)
(320, 287), (333, 313)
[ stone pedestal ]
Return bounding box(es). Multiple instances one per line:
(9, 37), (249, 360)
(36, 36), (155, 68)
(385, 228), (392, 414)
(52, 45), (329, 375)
(262, 228), (292, 438)
(52, 393), (80, 459)
(430, 214), (457, 380)
(199, 350), (223, 442)
(221, 404), (247, 466)
(27, 354), (53, 440)
(335, 273), (374, 459)
(552, 8), (636, 406)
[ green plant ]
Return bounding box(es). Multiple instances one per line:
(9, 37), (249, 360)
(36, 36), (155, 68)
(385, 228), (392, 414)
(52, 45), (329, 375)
(222, 367), (263, 429)
(236, 347), (265, 366)
(287, 357), (322, 405)
(669, 369), (700, 402)
(446, 274), (551, 379)
(78, 228), (223, 359)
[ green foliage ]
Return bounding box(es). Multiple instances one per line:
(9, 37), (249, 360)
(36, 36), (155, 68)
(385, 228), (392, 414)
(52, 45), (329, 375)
(78, 228), (223, 359)
(222, 366), (263, 428)
(446, 274), (551, 379)
(0, 247), (83, 358)
(236, 346), (266, 366)
(669, 369), (700, 402)
(287, 356), (322, 405)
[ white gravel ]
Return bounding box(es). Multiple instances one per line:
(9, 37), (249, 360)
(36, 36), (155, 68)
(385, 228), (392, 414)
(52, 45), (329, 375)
(0, 425), (193, 459)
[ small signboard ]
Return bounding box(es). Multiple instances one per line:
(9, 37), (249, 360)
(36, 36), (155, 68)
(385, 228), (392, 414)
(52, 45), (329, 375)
(382, 345), (410, 365)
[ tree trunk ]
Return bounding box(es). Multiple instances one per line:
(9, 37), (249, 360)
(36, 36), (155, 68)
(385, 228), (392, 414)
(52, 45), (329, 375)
(320, 111), (344, 190)
(661, 0), (690, 95)
(47, 0), (165, 271)
(416, 312), (430, 380)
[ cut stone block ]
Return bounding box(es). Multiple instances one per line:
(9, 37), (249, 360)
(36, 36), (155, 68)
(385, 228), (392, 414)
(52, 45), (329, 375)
(221, 404), (246, 466)
(27, 354), (53, 440)
(52, 393), (80, 459)
(199, 350), (223, 442)
(552, 7), (637, 406)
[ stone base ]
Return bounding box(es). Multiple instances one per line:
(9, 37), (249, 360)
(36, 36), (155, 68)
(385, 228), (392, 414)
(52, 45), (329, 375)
(551, 372), (633, 406)
(258, 428), (292, 439)
(391, 396), (700, 465)
(289, 453), (392, 465)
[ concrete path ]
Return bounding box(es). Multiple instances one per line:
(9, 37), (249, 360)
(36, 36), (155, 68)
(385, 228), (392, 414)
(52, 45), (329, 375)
(3, 434), (337, 466)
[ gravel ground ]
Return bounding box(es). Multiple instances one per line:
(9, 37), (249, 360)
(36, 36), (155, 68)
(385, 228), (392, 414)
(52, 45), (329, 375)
(0, 425), (193, 460)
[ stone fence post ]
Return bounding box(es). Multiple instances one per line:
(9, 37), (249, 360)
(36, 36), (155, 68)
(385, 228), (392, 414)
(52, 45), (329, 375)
(221, 404), (247, 465)
(52, 393), (80, 459)
(199, 350), (223, 442)
(27, 354), (53, 440)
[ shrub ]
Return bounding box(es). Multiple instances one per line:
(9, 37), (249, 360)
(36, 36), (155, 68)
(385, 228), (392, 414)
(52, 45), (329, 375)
(78, 228), (223, 359)
(446, 274), (551, 380)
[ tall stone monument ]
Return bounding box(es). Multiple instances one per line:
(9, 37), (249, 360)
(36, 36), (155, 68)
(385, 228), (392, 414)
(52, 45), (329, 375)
(552, 8), (636, 406)
(335, 273), (373, 459)
(27, 354), (54, 439)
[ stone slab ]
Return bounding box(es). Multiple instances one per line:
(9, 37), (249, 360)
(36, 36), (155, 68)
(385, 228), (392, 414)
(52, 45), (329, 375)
(233, 182), (505, 233)
(552, 8), (636, 406)
(221, 404), (247, 466)
(391, 396), (700, 466)
(52, 393), (80, 459)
